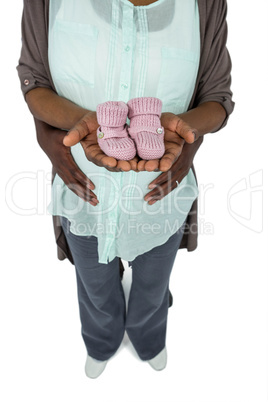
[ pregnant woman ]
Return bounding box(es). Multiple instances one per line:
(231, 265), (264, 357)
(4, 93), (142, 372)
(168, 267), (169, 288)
(17, 0), (234, 378)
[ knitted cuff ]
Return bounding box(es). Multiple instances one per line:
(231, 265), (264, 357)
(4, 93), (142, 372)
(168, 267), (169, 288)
(127, 97), (162, 119)
(97, 101), (128, 127)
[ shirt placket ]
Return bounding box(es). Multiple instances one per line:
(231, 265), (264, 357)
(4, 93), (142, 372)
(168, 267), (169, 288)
(118, 4), (134, 102)
(134, 7), (148, 98)
(101, 2), (136, 263)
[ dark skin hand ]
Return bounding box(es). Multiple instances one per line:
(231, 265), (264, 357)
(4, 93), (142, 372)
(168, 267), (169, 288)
(144, 137), (203, 205)
(27, 88), (226, 208)
(63, 111), (140, 173)
(63, 110), (197, 205)
(64, 111), (193, 173)
(34, 118), (99, 206)
(34, 102), (225, 207)
(34, 114), (197, 206)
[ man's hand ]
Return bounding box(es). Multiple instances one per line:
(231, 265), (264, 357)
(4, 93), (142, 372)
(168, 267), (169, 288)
(64, 112), (140, 172)
(34, 119), (99, 206)
(137, 112), (197, 172)
(161, 112), (197, 144)
(64, 111), (198, 173)
(144, 136), (203, 205)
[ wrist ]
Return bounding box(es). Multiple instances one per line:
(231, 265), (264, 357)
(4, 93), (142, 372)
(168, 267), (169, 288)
(177, 102), (227, 137)
(26, 87), (90, 130)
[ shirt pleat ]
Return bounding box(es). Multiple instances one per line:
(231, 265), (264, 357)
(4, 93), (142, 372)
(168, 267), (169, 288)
(135, 8), (148, 98)
(105, 0), (120, 100)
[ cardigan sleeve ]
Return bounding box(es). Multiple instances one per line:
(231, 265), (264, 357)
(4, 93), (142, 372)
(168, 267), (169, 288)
(194, 0), (235, 132)
(16, 0), (55, 100)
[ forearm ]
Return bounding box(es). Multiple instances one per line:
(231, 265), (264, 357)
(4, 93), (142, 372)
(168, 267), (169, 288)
(25, 87), (90, 130)
(178, 101), (227, 137)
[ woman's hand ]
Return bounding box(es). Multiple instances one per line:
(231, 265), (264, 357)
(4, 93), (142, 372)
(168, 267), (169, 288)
(63, 110), (198, 173)
(161, 112), (197, 144)
(137, 112), (197, 172)
(144, 136), (203, 205)
(64, 112), (140, 172)
(34, 119), (99, 206)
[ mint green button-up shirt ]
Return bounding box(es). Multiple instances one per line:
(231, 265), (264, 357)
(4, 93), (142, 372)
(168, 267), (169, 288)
(47, 0), (200, 264)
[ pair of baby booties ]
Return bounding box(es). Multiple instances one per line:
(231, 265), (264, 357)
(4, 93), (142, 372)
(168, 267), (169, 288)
(96, 97), (165, 160)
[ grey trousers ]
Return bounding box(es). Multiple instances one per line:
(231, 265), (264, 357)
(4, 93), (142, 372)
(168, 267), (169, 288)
(60, 216), (185, 361)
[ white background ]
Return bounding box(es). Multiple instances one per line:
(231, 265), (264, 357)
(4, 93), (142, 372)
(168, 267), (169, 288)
(1, 1), (268, 401)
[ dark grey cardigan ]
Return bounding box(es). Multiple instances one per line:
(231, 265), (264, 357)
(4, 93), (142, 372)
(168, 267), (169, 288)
(17, 0), (235, 265)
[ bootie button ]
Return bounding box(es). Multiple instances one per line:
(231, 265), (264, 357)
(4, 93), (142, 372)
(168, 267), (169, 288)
(156, 128), (163, 135)
(98, 132), (104, 139)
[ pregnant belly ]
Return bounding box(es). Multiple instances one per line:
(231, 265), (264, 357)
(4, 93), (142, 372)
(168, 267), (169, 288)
(54, 143), (197, 225)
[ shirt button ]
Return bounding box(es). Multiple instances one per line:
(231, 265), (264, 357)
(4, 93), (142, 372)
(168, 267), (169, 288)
(125, 45), (130, 52)
(121, 83), (128, 89)
(24, 79), (30, 86)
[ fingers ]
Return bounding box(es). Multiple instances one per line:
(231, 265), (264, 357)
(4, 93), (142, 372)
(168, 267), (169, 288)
(61, 172), (99, 206)
(58, 151), (99, 206)
(161, 112), (196, 144)
(137, 159), (147, 171)
(158, 156), (174, 172)
(103, 155), (139, 172)
(144, 159), (160, 172)
(77, 134), (139, 172)
(126, 156), (139, 172)
(158, 146), (180, 172)
(116, 160), (132, 172)
(145, 156), (189, 203)
(175, 118), (196, 144)
(63, 147), (96, 189)
(137, 128), (185, 172)
(82, 133), (136, 172)
(83, 145), (118, 168)
(99, 155), (118, 168)
(156, 129), (184, 171)
(148, 171), (168, 189)
(137, 149), (177, 172)
(63, 119), (90, 147)
(105, 156), (139, 172)
(144, 177), (178, 205)
(69, 167), (95, 190)
(103, 165), (122, 172)
(80, 136), (118, 169)
(128, 162), (139, 172)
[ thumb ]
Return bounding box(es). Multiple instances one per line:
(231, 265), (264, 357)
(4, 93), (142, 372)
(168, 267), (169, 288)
(63, 119), (90, 147)
(175, 118), (196, 144)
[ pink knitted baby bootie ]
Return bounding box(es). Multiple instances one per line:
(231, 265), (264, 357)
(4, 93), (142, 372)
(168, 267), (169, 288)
(127, 97), (165, 160)
(96, 101), (136, 160)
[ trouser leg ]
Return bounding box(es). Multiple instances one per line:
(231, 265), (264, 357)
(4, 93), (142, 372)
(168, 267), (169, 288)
(60, 217), (126, 361)
(125, 223), (185, 361)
